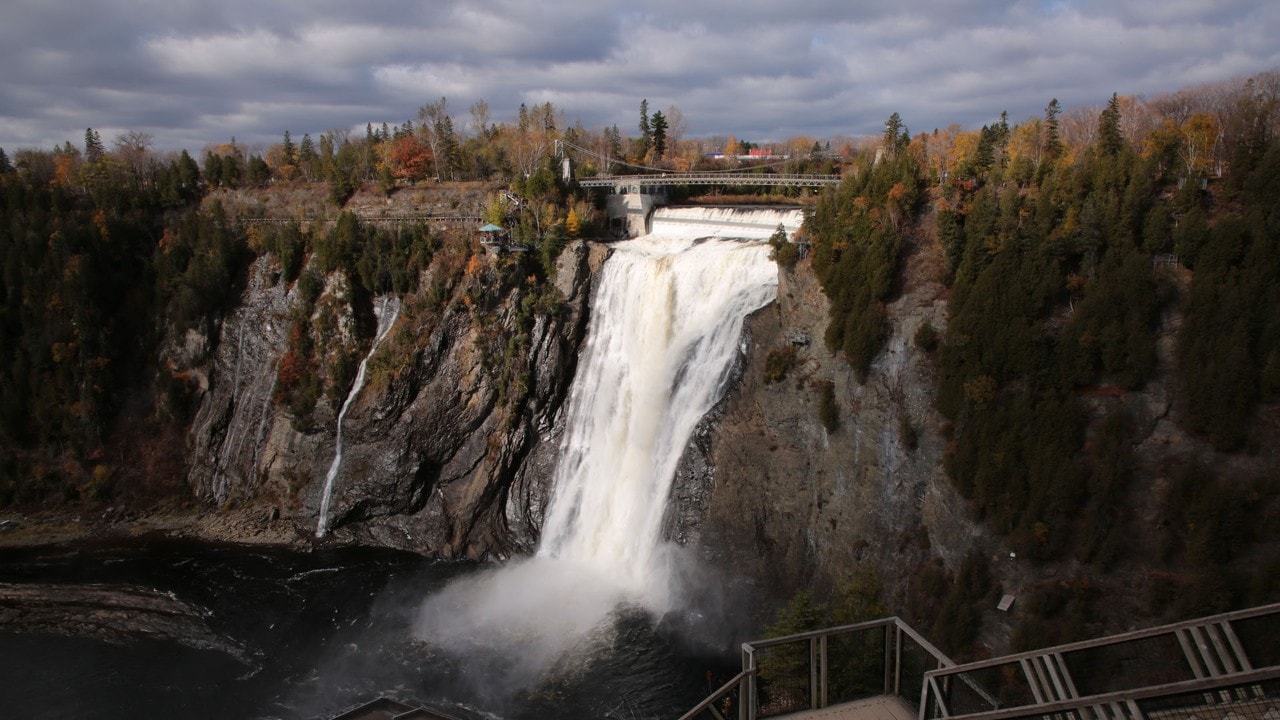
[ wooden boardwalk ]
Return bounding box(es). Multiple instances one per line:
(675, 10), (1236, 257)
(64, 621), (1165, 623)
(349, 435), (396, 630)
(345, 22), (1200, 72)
(781, 695), (918, 720)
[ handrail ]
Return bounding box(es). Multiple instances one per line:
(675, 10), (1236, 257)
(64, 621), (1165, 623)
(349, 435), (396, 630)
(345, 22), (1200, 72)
(579, 172), (842, 188)
(941, 666), (1280, 720)
(925, 601), (1280, 677)
(922, 601), (1280, 720)
(679, 616), (954, 720)
(677, 670), (751, 720)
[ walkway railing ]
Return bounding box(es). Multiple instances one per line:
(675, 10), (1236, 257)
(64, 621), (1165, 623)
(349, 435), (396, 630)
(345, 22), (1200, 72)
(920, 602), (1280, 720)
(579, 172), (842, 190)
(679, 617), (955, 720)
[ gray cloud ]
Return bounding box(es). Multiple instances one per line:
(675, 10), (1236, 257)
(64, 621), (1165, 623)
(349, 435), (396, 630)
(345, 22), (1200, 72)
(1, 0), (1277, 153)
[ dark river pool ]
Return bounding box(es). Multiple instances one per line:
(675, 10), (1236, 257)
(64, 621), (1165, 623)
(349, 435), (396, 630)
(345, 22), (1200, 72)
(0, 537), (735, 719)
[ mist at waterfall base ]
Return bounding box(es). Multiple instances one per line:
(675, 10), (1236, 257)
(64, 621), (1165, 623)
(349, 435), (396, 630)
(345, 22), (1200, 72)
(413, 208), (796, 711)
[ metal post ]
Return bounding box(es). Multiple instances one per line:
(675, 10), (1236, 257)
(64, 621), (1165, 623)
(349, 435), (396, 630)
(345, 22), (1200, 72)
(820, 634), (829, 708)
(811, 637), (819, 710)
(895, 624), (904, 698)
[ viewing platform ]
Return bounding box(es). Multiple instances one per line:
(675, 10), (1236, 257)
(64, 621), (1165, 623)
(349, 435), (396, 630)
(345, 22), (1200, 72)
(680, 602), (1280, 720)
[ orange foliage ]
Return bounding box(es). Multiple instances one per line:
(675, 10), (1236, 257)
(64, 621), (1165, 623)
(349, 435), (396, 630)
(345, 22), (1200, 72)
(158, 227), (177, 254)
(53, 154), (78, 188)
(388, 134), (432, 180)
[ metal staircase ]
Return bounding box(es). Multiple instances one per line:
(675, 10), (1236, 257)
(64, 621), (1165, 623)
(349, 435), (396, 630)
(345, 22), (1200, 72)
(680, 602), (1280, 720)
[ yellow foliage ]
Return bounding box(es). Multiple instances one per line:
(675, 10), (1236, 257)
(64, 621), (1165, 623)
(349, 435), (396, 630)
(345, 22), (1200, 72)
(565, 207), (581, 238)
(963, 375), (998, 407)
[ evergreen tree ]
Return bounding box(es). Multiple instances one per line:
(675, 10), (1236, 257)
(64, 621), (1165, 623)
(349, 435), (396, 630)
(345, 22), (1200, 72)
(1098, 93), (1124, 156)
(281, 130), (297, 167)
(0, 147), (11, 174)
(298, 133), (317, 180)
(1044, 98), (1063, 161)
(650, 110), (668, 159)
(84, 128), (105, 163)
(883, 112), (908, 159)
(246, 155), (270, 186)
(636, 98), (651, 161)
(176, 149), (200, 197)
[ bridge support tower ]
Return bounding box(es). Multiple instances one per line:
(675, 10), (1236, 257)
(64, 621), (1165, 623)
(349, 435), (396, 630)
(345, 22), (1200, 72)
(605, 185), (668, 238)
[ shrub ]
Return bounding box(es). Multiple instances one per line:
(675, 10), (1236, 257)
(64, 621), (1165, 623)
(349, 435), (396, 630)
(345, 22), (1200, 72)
(816, 380), (839, 432)
(764, 345), (799, 384)
(914, 321), (939, 353)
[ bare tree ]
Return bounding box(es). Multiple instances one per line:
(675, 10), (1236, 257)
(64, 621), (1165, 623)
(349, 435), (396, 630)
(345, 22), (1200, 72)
(468, 99), (492, 139)
(113, 130), (154, 179)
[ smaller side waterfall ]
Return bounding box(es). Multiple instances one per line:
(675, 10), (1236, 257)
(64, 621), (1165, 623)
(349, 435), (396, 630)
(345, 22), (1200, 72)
(315, 296), (401, 538)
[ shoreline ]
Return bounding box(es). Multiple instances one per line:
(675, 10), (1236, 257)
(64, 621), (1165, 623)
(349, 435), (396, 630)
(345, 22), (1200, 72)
(0, 503), (310, 551)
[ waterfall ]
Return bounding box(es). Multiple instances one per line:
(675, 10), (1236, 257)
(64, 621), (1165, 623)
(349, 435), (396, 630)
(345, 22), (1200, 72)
(536, 211), (792, 599)
(414, 206), (802, 686)
(315, 295), (402, 539)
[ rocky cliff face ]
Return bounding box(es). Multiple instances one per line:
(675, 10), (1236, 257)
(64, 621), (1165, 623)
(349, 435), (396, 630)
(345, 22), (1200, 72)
(174, 210), (1274, 651)
(674, 231), (993, 607)
(177, 240), (601, 559)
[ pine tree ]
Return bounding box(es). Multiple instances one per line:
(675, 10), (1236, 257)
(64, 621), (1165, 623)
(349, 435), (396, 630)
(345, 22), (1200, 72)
(1098, 93), (1124, 157)
(84, 128), (105, 163)
(1044, 99), (1063, 161)
(282, 130), (297, 166)
(650, 110), (668, 159)
(0, 147), (11, 174)
(883, 113), (908, 159)
(299, 133), (317, 179)
(636, 99), (651, 161)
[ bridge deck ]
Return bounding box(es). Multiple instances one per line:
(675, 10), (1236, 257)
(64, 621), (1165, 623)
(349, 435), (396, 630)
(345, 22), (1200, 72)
(579, 172), (841, 188)
(782, 695), (917, 720)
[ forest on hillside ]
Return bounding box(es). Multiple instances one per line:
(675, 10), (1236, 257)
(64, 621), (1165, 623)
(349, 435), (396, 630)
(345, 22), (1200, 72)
(801, 72), (1280, 651)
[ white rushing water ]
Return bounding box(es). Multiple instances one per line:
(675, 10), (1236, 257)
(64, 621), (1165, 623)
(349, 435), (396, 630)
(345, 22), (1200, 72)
(536, 208), (795, 599)
(315, 295), (402, 538)
(414, 206), (802, 686)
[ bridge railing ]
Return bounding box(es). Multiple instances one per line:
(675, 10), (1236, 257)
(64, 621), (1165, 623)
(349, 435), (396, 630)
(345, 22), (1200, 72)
(579, 172), (842, 189)
(679, 617), (954, 720)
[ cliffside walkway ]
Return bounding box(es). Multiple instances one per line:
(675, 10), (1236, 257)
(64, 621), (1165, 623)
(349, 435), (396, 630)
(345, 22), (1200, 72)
(680, 602), (1280, 720)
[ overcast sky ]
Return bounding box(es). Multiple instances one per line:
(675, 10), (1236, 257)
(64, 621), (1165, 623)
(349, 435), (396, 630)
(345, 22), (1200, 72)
(2, 0), (1278, 154)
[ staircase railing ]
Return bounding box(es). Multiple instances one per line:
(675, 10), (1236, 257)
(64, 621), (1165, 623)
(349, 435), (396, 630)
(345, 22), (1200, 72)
(920, 602), (1280, 720)
(679, 617), (955, 720)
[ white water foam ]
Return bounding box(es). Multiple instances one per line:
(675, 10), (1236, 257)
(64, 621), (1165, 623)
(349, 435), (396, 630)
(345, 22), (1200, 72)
(315, 295), (401, 538)
(414, 207), (802, 687)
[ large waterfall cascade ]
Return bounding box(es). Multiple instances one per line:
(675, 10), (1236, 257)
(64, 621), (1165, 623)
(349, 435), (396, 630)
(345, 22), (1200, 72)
(536, 206), (801, 599)
(315, 295), (402, 538)
(414, 206), (804, 682)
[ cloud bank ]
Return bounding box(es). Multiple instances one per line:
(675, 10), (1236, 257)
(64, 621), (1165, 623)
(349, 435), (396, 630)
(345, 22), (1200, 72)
(2, 0), (1277, 152)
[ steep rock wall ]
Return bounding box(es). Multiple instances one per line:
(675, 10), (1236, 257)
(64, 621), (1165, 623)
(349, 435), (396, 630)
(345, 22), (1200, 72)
(680, 233), (992, 609)
(179, 241), (601, 558)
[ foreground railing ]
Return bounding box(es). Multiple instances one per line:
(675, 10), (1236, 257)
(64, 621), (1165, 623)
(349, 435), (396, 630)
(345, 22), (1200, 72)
(921, 602), (1280, 720)
(679, 617), (955, 720)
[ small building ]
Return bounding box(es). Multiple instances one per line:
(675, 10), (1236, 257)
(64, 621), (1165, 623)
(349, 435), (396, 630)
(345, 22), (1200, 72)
(477, 222), (528, 254)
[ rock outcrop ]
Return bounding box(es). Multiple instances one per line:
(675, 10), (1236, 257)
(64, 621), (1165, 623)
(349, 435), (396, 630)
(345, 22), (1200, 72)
(677, 232), (991, 605)
(179, 240), (600, 559)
